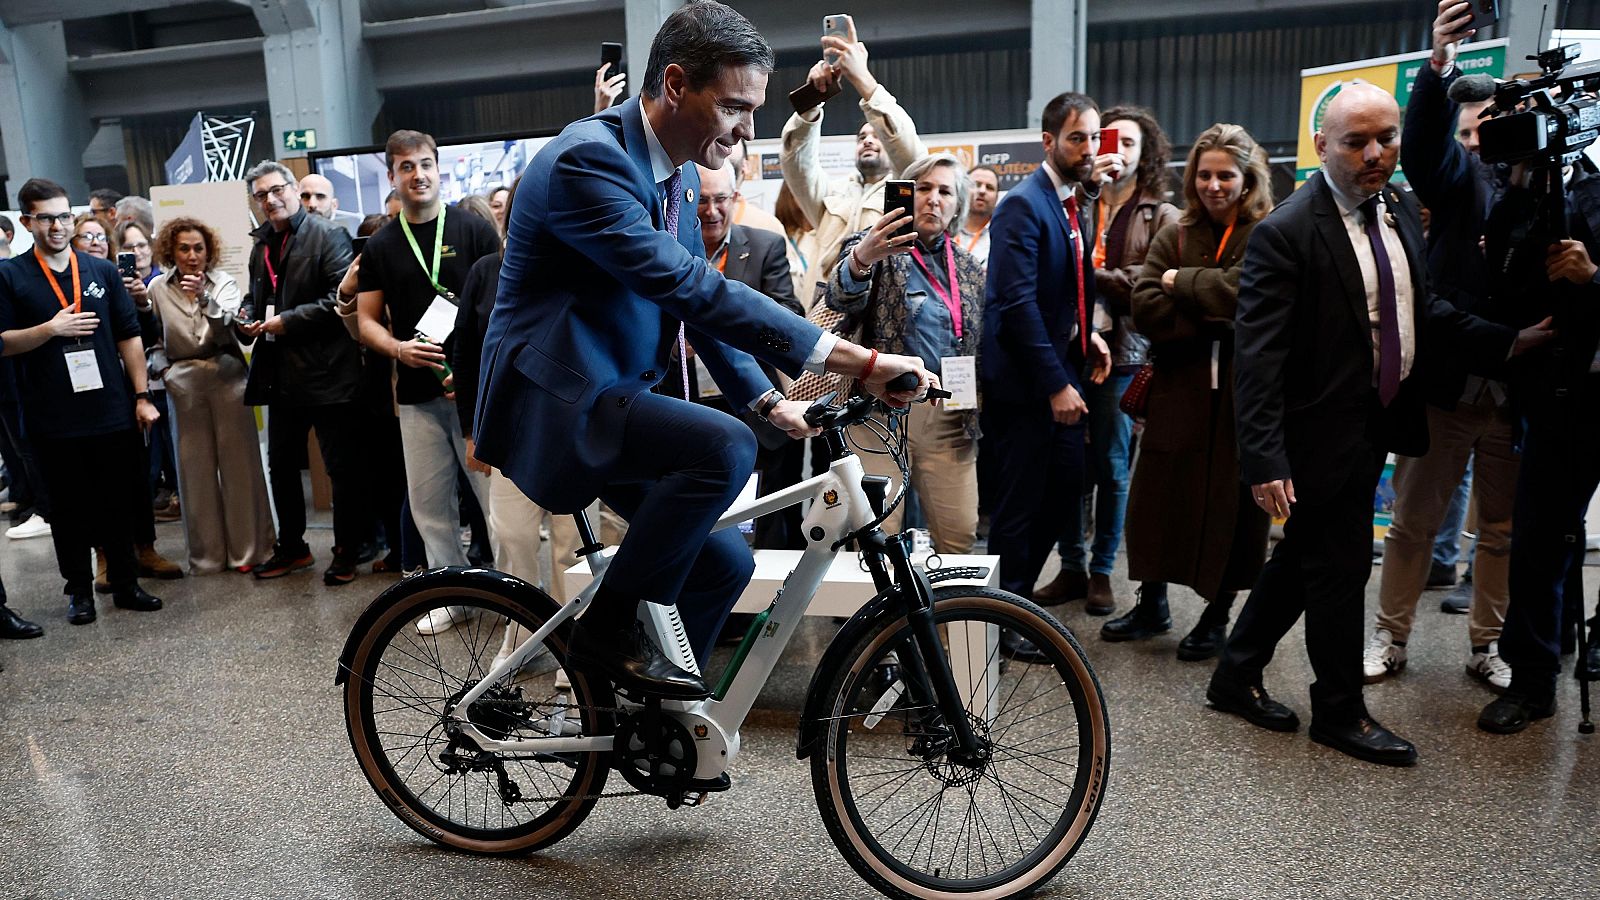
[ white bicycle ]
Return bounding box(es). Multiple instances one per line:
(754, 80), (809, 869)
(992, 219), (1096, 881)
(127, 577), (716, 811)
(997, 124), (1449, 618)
(337, 383), (1111, 899)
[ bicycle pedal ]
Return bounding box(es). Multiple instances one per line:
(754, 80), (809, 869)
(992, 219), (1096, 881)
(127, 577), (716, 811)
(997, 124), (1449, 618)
(674, 774), (732, 808)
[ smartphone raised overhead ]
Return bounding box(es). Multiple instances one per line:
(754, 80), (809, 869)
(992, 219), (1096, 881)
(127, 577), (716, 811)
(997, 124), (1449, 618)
(823, 14), (853, 66)
(1464, 0), (1498, 34)
(884, 179), (914, 237)
(789, 78), (842, 115)
(600, 42), (626, 105)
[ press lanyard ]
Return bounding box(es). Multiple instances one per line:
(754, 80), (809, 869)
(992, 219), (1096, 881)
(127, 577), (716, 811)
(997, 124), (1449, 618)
(713, 244), (729, 273)
(35, 250), (81, 313)
(961, 224), (986, 254)
(909, 240), (962, 339)
(399, 204), (451, 298)
(1215, 221), (1235, 263)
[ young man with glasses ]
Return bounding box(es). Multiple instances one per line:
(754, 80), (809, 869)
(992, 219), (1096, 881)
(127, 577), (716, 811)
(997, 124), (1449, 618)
(238, 161), (366, 586)
(0, 178), (164, 625)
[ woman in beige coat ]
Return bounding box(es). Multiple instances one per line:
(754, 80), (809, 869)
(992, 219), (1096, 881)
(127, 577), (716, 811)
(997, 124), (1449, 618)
(148, 218), (275, 574)
(1114, 124), (1276, 660)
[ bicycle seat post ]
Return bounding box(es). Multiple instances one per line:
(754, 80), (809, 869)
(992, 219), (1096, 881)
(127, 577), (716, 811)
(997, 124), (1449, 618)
(572, 510), (604, 558)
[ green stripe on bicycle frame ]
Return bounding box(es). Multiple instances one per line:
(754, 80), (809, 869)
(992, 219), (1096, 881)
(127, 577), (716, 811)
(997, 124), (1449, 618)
(713, 608), (772, 701)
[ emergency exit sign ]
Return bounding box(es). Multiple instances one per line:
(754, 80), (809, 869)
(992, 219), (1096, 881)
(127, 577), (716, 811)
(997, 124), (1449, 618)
(283, 129), (317, 151)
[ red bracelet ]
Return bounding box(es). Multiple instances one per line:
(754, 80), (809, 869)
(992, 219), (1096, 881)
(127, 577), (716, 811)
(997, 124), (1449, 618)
(861, 348), (878, 382)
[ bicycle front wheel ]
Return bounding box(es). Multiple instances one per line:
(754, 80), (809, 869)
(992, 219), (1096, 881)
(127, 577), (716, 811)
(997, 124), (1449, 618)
(810, 587), (1110, 899)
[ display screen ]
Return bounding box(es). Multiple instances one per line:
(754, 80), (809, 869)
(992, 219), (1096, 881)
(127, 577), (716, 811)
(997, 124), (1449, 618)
(309, 133), (557, 220)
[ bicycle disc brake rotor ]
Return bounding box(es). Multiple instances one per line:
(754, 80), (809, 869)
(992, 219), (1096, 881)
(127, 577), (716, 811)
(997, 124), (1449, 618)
(613, 709), (698, 796)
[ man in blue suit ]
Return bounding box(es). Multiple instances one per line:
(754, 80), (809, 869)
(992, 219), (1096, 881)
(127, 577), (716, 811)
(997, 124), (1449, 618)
(475, 1), (931, 699)
(981, 91), (1112, 661)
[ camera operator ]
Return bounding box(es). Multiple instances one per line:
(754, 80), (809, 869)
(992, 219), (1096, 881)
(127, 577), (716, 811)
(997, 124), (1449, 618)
(1473, 120), (1600, 732)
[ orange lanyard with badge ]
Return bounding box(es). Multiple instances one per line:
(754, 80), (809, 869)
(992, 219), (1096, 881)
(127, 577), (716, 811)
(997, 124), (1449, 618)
(37, 251), (104, 392)
(35, 249), (81, 313)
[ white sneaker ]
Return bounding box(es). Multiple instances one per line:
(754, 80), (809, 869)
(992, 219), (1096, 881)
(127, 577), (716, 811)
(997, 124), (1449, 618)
(416, 605), (478, 635)
(490, 620), (553, 672)
(5, 513), (50, 540)
(1467, 641), (1512, 692)
(1362, 628), (1407, 684)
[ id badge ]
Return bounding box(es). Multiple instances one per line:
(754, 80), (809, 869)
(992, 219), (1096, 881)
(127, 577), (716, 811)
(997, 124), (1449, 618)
(64, 342), (104, 393)
(692, 355), (723, 399)
(263, 304), (277, 342)
(939, 356), (978, 410)
(415, 294), (458, 343)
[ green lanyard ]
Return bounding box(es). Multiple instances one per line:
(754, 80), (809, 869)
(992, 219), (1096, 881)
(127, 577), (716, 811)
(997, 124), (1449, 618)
(398, 204), (451, 298)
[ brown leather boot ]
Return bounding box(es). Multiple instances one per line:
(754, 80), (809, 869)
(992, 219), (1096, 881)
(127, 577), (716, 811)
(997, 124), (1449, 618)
(137, 544), (185, 580)
(94, 547), (112, 594)
(1086, 572), (1117, 615)
(1032, 569), (1087, 606)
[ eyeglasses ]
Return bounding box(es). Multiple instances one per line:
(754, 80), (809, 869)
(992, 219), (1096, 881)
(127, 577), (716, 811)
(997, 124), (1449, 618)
(28, 213), (74, 226)
(698, 194), (736, 207)
(73, 233), (108, 245)
(251, 183), (291, 203)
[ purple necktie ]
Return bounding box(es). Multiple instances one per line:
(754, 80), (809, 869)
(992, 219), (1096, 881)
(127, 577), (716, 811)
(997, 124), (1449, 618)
(662, 169), (690, 400)
(1359, 195), (1402, 407)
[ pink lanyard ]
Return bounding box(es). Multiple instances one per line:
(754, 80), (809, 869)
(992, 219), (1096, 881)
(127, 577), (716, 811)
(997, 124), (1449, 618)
(909, 240), (962, 339)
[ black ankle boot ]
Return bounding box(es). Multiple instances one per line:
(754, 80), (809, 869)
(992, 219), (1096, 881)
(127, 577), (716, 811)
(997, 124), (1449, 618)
(1177, 592), (1234, 661)
(1100, 584), (1171, 642)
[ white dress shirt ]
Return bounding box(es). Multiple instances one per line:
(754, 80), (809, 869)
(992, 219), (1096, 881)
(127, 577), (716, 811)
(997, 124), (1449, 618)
(1324, 172), (1416, 384)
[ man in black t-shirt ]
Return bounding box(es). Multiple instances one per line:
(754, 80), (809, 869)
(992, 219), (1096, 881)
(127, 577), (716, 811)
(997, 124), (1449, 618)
(0, 178), (165, 625)
(356, 130), (502, 635)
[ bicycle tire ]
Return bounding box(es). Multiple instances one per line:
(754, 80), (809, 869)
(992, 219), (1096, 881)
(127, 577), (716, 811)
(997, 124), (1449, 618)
(343, 578), (613, 854)
(810, 587), (1110, 899)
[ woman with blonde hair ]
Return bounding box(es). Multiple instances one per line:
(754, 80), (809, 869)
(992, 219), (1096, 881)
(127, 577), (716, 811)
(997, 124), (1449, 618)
(1111, 123), (1276, 660)
(146, 217), (275, 574)
(71, 213), (114, 259)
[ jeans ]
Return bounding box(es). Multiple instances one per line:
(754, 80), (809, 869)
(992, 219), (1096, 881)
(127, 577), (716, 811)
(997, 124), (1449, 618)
(396, 397), (493, 570)
(1059, 372), (1135, 576)
(1432, 455), (1473, 569)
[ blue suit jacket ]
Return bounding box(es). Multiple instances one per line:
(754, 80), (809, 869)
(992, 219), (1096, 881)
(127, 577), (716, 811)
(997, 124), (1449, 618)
(981, 166), (1091, 400)
(475, 98), (823, 512)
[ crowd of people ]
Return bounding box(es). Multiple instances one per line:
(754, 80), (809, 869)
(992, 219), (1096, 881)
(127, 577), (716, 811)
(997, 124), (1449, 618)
(0, 0), (1595, 765)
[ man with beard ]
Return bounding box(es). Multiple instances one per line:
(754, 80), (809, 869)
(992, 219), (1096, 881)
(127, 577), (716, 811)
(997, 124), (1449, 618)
(957, 165), (999, 266)
(780, 24), (926, 298)
(981, 91), (1112, 662)
(299, 172), (364, 236)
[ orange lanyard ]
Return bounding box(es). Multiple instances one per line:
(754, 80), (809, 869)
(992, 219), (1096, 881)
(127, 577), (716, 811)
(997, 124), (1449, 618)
(35, 249), (81, 313)
(1214, 221), (1236, 264)
(961, 224), (986, 254)
(713, 244), (729, 273)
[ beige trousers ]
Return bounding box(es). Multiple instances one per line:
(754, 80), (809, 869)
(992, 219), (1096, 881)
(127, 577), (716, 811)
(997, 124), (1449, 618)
(488, 469), (582, 602)
(1375, 390), (1517, 648)
(854, 401), (978, 554)
(165, 355), (276, 573)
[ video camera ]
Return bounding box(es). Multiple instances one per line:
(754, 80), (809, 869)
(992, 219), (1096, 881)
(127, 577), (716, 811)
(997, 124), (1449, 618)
(1451, 44), (1600, 166)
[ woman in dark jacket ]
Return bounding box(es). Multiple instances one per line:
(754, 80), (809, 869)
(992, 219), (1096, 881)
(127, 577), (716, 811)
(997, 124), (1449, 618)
(1110, 123), (1276, 660)
(824, 152), (984, 553)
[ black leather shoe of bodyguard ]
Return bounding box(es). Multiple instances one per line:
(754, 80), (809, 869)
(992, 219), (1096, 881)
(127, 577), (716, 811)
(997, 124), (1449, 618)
(1477, 690), (1557, 734)
(567, 618), (710, 700)
(0, 604), (43, 639)
(111, 585), (163, 612)
(67, 593), (96, 625)
(1205, 678), (1301, 732)
(1309, 716), (1418, 767)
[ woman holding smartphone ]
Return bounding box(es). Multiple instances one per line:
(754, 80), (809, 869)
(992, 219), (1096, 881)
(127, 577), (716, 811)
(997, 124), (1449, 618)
(1117, 123), (1276, 660)
(146, 217), (275, 575)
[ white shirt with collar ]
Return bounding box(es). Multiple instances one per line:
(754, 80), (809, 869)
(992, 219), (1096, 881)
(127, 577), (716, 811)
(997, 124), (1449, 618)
(637, 101), (835, 381)
(1323, 170), (1416, 385)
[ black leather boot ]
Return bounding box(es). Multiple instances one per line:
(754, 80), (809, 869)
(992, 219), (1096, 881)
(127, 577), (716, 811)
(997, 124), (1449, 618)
(1100, 584), (1170, 642)
(1177, 592), (1235, 661)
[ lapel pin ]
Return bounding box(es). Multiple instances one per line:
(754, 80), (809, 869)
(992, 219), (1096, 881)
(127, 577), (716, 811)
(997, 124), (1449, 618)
(738, 252), (750, 260)
(685, 188), (694, 203)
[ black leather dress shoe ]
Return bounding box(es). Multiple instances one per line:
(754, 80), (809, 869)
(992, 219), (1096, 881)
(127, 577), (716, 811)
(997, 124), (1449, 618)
(999, 628), (1049, 664)
(1478, 690), (1557, 734)
(1176, 622), (1226, 661)
(1205, 679), (1300, 732)
(0, 604), (43, 639)
(567, 618), (710, 699)
(111, 585), (163, 612)
(1309, 716), (1417, 766)
(67, 594), (96, 625)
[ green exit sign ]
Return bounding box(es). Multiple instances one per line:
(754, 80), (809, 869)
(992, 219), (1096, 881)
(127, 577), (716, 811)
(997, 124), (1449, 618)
(283, 129), (317, 152)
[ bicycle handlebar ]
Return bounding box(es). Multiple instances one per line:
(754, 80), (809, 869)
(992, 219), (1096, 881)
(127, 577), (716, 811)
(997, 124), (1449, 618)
(801, 372), (951, 431)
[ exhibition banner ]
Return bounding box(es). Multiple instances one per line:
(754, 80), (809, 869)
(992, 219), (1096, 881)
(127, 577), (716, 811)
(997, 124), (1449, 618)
(150, 181), (255, 288)
(164, 114), (207, 186)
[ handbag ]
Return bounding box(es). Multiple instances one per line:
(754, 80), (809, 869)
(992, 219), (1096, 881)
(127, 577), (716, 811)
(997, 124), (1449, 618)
(786, 282), (864, 403)
(1118, 363), (1154, 419)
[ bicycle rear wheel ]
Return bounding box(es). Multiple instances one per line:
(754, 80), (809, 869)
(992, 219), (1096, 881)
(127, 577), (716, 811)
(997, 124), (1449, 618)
(810, 587), (1110, 899)
(343, 575), (613, 854)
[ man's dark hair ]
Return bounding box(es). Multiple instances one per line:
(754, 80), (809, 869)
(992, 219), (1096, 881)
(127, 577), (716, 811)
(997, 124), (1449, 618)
(385, 129), (438, 173)
(642, 1), (774, 99)
(0, 217), (13, 237)
(18, 178), (69, 214)
(1041, 92), (1099, 138)
(90, 188), (123, 208)
(1100, 104), (1172, 196)
(358, 214), (389, 237)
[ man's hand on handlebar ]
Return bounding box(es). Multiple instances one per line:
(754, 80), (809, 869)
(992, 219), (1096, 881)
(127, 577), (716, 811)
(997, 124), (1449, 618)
(861, 352), (937, 408)
(768, 400), (823, 439)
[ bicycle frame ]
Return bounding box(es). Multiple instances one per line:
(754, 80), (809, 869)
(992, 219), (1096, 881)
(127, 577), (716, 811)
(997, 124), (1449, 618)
(445, 451), (879, 771)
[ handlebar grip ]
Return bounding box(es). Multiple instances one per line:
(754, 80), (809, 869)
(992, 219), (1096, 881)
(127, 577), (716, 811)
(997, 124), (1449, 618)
(926, 387), (952, 401)
(885, 371), (920, 393)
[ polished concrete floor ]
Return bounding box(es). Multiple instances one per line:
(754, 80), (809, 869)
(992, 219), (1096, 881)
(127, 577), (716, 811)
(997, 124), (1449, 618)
(1, 519), (1597, 900)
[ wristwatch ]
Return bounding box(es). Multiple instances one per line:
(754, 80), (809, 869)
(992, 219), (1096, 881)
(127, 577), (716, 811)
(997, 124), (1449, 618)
(134, 391), (154, 402)
(756, 389), (785, 421)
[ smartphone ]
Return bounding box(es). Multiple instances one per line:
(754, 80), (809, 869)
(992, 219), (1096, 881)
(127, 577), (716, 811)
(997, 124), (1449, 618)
(884, 180), (914, 237)
(823, 14), (853, 66)
(1465, 0), (1498, 34)
(600, 41), (626, 105)
(117, 251), (137, 281)
(1099, 127), (1120, 157)
(351, 235), (368, 256)
(789, 78), (843, 115)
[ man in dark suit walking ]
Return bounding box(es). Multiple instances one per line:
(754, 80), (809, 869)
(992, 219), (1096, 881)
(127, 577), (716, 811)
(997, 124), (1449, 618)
(1207, 83), (1508, 766)
(980, 91), (1112, 661)
(476, 1), (931, 699)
